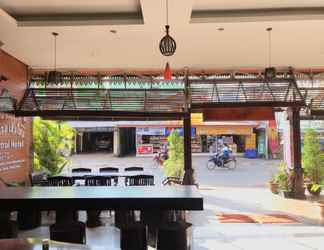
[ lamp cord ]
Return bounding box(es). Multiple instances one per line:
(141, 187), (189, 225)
(267, 28), (272, 68)
(54, 34), (57, 71)
(166, 0), (169, 26)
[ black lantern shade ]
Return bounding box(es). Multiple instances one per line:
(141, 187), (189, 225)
(264, 67), (276, 81)
(47, 71), (63, 84)
(159, 25), (176, 56)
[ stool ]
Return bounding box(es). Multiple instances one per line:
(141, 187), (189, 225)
(120, 223), (147, 250)
(115, 210), (136, 229)
(50, 221), (86, 244)
(56, 210), (79, 224)
(17, 209), (41, 230)
(141, 210), (173, 247)
(86, 210), (102, 228)
(157, 221), (192, 250)
(0, 220), (18, 239)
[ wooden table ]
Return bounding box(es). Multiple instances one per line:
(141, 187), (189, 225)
(0, 186), (203, 211)
(0, 238), (96, 250)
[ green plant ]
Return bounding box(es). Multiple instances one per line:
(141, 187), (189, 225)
(310, 183), (322, 193)
(0, 177), (25, 187)
(33, 117), (75, 176)
(302, 128), (324, 185)
(274, 161), (290, 192)
(163, 130), (184, 178)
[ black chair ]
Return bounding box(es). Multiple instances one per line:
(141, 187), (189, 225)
(120, 223), (148, 250)
(0, 220), (18, 239)
(50, 221), (86, 244)
(85, 176), (114, 227)
(125, 175), (154, 186)
(85, 176), (114, 186)
(124, 166), (144, 172)
(99, 167), (119, 173)
(47, 176), (74, 186)
(156, 221), (192, 250)
(0, 212), (18, 239)
(71, 168), (92, 173)
(46, 176), (77, 223)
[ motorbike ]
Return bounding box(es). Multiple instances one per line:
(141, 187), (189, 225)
(206, 152), (237, 170)
(152, 151), (168, 168)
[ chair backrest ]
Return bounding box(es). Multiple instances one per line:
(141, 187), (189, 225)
(47, 176), (73, 186)
(71, 168), (92, 173)
(99, 167), (119, 173)
(124, 167), (144, 172)
(85, 176), (114, 186)
(125, 175), (154, 186)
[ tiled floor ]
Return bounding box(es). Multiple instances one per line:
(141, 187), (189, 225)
(19, 154), (324, 250)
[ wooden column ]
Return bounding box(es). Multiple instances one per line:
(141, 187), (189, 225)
(287, 107), (305, 199)
(182, 71), (195, 185)
(183, 112), (194, 185)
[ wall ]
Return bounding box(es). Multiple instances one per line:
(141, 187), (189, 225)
(0, 49), (32, 186)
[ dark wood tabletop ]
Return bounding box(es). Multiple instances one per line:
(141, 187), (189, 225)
(0, 238), (93, 250)
(0, 185), (203, 211)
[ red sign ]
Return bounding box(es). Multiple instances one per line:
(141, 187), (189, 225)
(137, 144), (154, 155)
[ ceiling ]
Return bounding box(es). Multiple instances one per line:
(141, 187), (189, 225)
(1, 0), (324, 70)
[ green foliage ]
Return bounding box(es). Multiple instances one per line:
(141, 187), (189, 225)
(33, 117), (74, 176)
(274, 161), (290, 191)
(163, 130), (184, 178)
(0, 177), (25, 187)
(302, 128), (324, 184)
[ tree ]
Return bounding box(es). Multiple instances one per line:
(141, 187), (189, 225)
(163, 130), (184, 178)
(302, 128), (324, 184)
(33, 118), (75, 176)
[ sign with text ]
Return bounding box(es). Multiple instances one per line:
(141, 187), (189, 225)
(0, 113), (31, 182)
(137, 144), (154, 155)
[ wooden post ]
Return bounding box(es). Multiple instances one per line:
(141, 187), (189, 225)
(182, 70), (195, 185)
(183, 112), (194, 185)
(287, 107), (305, 199)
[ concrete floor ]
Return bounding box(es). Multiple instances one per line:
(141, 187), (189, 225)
(20, 154), (324, 250)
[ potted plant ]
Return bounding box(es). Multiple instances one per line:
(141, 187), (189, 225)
(302, 129), (324, 196)
(275, 162), (294, 198)
(268, 173), (279, 194)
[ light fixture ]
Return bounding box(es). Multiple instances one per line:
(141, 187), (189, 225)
(163, 62), (172, 80)
(0, 88), (15, 112)
(264, 27), (276, 81)
(47, 32), (63, 84)
(159, 0), (176, 56)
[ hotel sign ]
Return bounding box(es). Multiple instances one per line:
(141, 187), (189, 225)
(0, 113), (28, 174)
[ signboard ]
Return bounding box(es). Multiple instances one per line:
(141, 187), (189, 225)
(197, 126), (252, 135)
(136, 128), (165, 136)
(137, 144), (154, 155)
(0, 113), (31, 183)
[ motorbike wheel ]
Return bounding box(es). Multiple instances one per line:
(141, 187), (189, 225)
(206, 161), (216, 170)
(152, 158), (159, 169)
(225, 159), (237, 170)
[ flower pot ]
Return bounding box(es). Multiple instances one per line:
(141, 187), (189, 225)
(282, 191), (294, 198)
(318, 202), (324, 218)
(307, 183), (322, 196)
(268, 181), (279, 194)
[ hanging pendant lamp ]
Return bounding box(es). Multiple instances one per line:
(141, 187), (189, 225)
(264, 27), (276, 81)
(163, 62), (172, 80)
(47, 32), (63, 84)
(159, 0), (176, 56)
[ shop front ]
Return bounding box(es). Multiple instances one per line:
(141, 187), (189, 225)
(135, 123), (257, 156)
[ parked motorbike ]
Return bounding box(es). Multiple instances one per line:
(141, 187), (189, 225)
(206, 153), (237, 170)
(152, 152), (168, 168)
